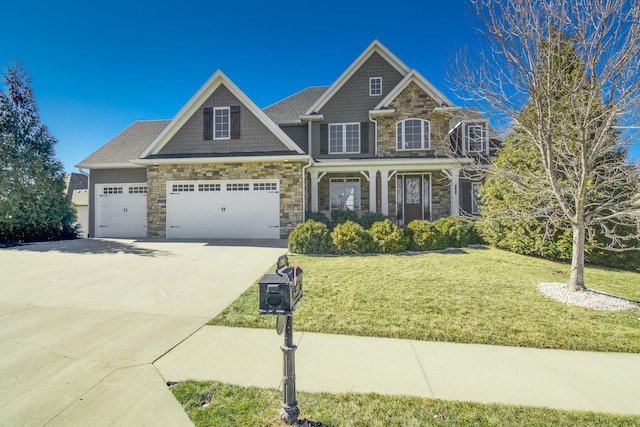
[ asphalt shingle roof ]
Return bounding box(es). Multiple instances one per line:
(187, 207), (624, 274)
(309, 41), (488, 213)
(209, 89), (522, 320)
(263, 86), (329, 123)
(76, 120), (170, 167)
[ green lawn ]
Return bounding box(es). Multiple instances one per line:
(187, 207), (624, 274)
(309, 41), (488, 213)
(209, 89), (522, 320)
(209, 247), (640, 353)
(171, 380), (640, 427)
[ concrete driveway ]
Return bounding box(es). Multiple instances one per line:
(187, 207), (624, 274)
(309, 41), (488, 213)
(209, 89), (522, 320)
(0, 238), (287, 426)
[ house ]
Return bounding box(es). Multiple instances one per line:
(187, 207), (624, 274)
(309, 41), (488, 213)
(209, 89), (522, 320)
(64, 172), (89, 237)
(77, 40), (496, 239)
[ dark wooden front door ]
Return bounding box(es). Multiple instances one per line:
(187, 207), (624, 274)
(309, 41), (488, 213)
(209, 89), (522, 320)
(404, 175), (422, 223)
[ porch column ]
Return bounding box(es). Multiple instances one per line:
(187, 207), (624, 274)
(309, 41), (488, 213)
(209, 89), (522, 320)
(380, 170), (389, 215)
(450, 169), (460, 216)
(310, 171), (319, 212)
(368, 169), (377, 213)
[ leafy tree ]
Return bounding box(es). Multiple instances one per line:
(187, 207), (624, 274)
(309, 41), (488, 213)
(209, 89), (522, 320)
(0, 63), (77, 244)
(455, 0), (640, 291)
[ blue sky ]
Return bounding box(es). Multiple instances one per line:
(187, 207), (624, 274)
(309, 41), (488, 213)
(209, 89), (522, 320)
(1, 0), (484, 172)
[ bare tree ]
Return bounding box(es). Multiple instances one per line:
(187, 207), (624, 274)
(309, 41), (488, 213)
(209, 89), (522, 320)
(454, 0), (640, 291)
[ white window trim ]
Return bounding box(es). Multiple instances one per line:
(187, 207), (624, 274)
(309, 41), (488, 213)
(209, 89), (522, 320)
(330, 177), (361, 212)
(328, 123), (361, 154)
(465, 122), (487, 153)
(396, 118), (430, 151)
(369, 77), (382, 96)
(471, 182), (481, 215)
(214, 107), (230, 140)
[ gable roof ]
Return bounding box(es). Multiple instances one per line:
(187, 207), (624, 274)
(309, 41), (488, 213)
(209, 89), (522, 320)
(263, 86), (328, 124)
(76, 120), (170, 169)
(141, 70), (303, 157)
(374, 70), (454, 110)
(304, 39), (411, 115)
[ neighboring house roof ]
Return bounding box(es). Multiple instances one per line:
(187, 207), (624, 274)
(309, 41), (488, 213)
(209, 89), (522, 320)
(63, 172), (88, 201)
(76, 120), (170, 168)
(141, 70), (304, 157)
(305, 39), (411, 115)
(374, 70), (455, 110)
(263, 86), (329, 124)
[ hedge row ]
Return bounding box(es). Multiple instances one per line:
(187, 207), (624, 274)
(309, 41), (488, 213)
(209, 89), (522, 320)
(288, 216), (481, 255)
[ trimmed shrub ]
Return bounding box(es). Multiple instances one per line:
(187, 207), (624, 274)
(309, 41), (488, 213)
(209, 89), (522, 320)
(433, 216), (477, 247)
(331, 209), (360, 226)
(331, 220), (373, 254)
(288, 220), (332, 254)
(368, 219), (408, 253)
(406, 220), (445, 251)
(359, 212), (389, 230)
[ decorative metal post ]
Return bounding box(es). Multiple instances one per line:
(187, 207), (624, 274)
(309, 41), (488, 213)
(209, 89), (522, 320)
(258, 254), (303, 425)
(280, 314), (299, 424)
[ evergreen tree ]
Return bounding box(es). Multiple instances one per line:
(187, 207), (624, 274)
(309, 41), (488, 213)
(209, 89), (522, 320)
(0, 63), (77, 244)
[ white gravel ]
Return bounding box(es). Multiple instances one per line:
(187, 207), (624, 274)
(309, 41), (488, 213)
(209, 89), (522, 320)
(538, 282), (637, 311)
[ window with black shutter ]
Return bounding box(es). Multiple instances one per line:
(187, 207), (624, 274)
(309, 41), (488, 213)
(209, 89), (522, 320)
(203, 107), (213, 140)
(320, 123), (328, 155)
(230, 106), (241, 139)
(360, 122), (369, 154)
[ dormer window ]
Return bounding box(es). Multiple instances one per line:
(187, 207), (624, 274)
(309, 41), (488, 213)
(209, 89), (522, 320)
(369, 77), (382, 96)
(397, 119), (430, 150)
(466, 123), (487, 153)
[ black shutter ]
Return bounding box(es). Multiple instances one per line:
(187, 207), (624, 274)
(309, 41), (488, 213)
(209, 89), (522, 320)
(203, 107), (213, 140)
(360, 122), (369, 154)
(320, 123), (328, 155)
(230, 106), (241, 139)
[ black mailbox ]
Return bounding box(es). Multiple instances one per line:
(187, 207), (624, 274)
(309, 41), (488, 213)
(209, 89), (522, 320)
(259, 254), (303, 314)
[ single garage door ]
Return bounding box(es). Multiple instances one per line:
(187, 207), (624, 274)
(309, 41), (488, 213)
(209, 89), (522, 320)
(166, 180), (280, 239)
(95, 184), (147, 238)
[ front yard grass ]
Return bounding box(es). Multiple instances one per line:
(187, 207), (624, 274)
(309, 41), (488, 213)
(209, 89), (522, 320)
(171, 380), (640, 427)
(209, 247), (640, 353)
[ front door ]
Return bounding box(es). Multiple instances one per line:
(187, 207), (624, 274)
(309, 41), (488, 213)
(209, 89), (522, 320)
(404, 175), (422, 223)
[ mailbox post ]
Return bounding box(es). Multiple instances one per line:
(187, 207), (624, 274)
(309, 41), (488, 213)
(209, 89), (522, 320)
(258, 254), (303, 425)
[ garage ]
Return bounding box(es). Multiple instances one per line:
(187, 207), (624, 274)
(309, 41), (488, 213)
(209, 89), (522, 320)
(95, 184), (147, 238)
(166, 179), (280, 239)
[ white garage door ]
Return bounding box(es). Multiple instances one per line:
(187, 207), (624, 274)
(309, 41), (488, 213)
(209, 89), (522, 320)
(95, 184), (147, 238)
(166, 180), (280, 239)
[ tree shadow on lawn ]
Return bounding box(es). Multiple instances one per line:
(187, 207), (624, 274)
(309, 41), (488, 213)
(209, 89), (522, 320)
(2, 238), (169, 257)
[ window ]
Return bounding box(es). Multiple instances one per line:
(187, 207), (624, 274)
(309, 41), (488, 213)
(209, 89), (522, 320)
(226, 183), (250, 191)
(369, 77), (382, 96)
(329, 123), (360, 154)
(253, 182), (278, 191)
(199, 183), (220, 192)
(172, 184), (194, 192)
(396, 119), (430, 150)
(128, 186), (147, 194)
(103, 187), (123, 195)
(467, 123), (486, 153)
(330, 178), (360, 211)
(214, 107), (230, 139)
(471, 182), (481, 214)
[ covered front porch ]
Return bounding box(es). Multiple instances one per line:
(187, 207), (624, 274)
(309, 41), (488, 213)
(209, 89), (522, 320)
(305, 158), (470, 224)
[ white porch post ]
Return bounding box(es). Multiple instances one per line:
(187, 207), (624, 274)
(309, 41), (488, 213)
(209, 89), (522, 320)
(368, 169), (377, 213)
(450, 169), (460, 216)
(310, 171), (319, 212)
(380, 170), (389, 215)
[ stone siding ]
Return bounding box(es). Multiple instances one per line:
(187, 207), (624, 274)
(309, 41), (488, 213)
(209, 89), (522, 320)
(146, 161), (303, 238)
(430, 171), (451, 220)
(377, 81), (452, 158)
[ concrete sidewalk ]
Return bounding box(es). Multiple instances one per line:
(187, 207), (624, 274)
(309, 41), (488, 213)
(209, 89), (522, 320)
(155, 325), (640, 416)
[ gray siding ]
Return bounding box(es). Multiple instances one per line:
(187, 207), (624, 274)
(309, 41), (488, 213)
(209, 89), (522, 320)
(159, 85), (288, 156)
(313, 52), (404, 159)
(281, 124), (308, 153)
(88, 168), (147, 237)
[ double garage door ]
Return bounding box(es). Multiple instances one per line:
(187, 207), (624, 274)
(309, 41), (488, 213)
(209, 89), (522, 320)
(96, 180), (281, 239)
(166, 180), (280, 239)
